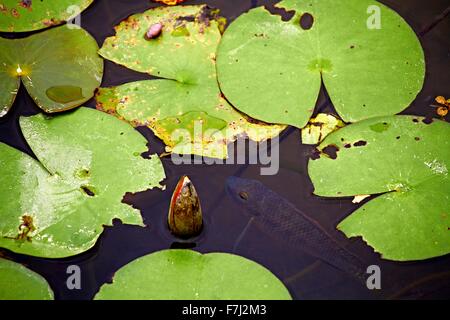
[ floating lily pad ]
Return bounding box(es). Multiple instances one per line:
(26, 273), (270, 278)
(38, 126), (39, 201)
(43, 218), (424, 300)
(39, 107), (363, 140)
(0, 107), (165, 258)
(95, 250), (292, 300)
(97, 5), (285, 159)
(0, 258), (53, 300)
(217, 0), (425, 127)
(308, 116), (450, 261)
(0, 0), (94, 32)
(0, 25), (103, 118)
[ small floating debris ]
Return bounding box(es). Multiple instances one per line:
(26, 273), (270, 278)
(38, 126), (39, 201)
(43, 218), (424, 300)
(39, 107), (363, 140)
(431, 96), (449, 117)
(145, 23), (163, 40)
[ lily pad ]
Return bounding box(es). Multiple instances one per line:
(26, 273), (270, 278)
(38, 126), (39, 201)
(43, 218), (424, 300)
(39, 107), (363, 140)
(217, 0), (425, 127)
(0, 25), (103, 118)
(95, 249), (292, 300)
(308, 116), (450, 261)
(0, 0), (94, 32)
(0, 107), (165, 258)
(96, 5), (285, 159)
(0, 258), (53, 300)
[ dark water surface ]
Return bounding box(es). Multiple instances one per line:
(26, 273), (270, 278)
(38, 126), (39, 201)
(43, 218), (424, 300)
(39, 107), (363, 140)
(0, 0), (449, 300)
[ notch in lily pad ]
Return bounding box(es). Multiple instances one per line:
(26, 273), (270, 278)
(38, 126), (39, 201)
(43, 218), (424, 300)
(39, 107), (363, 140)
(308, 115), (450, 261)
(217, 0), (425, 128)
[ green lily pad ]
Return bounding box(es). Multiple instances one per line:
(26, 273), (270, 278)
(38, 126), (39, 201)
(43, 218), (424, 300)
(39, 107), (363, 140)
(0, 25), (103, 118)
(217, 0), (425, 127)
(95, 249), (292, 300)
(0, 107), (165, 258)
(308, 116), (450, 261)
(0, 0), (94, 32)
(96, 5), (285, 159)
(0, 258), (53, 300)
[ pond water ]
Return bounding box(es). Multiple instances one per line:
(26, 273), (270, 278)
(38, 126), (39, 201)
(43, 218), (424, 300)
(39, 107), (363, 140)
(0, 0), (449, 300)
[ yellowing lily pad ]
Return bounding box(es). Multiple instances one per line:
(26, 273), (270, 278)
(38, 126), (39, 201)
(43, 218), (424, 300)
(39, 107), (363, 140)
(95, 249), (292, 300)
(0, 25), (103, 118)
(308, 116), (450, 261)
(0, 107), (165, 258)
(301, 113), (345, 144)
(0, 0), (94, 32)
(96, 5), (285, 159)
(0, 258), (53, 300)
(217, 0), (425, 127)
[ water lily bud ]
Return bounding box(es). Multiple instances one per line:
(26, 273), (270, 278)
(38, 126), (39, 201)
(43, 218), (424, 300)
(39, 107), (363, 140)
(168, 176), (202, 238)
(145, 23), (163, 40)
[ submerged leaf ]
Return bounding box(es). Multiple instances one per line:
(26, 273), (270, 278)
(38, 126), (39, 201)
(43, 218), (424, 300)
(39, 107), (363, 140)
(0, 0), (93, 32)
(95, 249), (291, 300)
(0, 258), (53, 300)
(96, 5), (285, 159)
(217, 0), (425, 127)
(308, 116), (450, 261)
(0, 107), (165, 258)
(0, 25), (103, 117)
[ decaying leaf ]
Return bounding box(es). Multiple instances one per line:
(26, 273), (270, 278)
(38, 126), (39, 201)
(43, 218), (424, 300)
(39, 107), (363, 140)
(0, 107), (165, 258)
(352, 195), (370, 204)
(152, 0), (187, 5)
(308, 116), (450, 261)
(301, 113), (345, 145)
(0, 0), (93, 32)
(0, 258), (53, 300)
(96, 5), (285, 159)
(217, 0), (425, 127)
(94, 249), (292, 299)
(0, 25), (103, 118)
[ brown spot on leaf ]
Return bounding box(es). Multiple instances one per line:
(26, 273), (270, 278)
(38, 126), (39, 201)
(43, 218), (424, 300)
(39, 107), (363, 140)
(353, 140), (367, 147)
(10, 8), (20, 18)
(16, 215), (36, 242)
(344, 143), (351, 148)
(310, 148), (321, 160)
(19, 0), (32, 9)
(414, 137), (420, 141)
(322, 144), (339, 159)
(422, 117), (434, 124)
(300, 13), (314, 30)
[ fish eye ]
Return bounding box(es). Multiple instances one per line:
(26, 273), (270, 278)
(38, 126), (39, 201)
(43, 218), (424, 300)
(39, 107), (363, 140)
(239, 191), (249, 201)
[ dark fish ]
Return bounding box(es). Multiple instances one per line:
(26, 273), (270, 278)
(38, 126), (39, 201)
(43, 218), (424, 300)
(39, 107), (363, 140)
(226, 176), (367, 282)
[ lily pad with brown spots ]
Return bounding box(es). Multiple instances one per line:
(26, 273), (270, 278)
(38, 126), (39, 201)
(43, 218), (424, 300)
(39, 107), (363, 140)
(96, 5), (285, 159)
(308, 116), (450, 261)
(0, 0), (93, 32)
